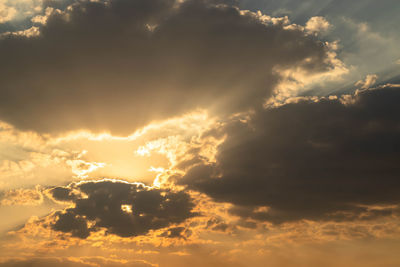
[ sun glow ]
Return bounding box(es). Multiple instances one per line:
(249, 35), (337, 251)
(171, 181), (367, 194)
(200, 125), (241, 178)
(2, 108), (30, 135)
(121, 204), (133, 214)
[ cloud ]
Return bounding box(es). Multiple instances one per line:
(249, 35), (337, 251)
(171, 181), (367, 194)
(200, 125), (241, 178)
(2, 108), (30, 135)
(48, 179), (197, 238)
(0, 0), (43, 24)
(0, 0), (335, 135)
(305, 16), (331, 35)
(159, 226), (190, 239)
(180, 85), (400, 223)
(0, 123), (107, 189)
(0, 257), (155, 267)
(355, 74), (378, 89)
(0, 2), (17, 23)
(0, 185), (43, 206)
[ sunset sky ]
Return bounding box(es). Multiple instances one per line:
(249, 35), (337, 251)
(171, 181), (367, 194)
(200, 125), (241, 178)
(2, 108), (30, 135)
(0, 1), (400, 266)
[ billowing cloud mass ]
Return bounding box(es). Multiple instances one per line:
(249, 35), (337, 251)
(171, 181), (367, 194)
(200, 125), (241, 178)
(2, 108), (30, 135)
(0, 0), (334, 134)
(181, 85), (400, 223)
(1, 1), (400, 266)
(48, 180), (196, 238)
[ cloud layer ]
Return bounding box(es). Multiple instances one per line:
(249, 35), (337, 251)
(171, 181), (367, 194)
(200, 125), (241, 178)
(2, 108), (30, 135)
(0, 257), (154, 267)
(0, 186), (43, 206)
(181, 85), (400, 223)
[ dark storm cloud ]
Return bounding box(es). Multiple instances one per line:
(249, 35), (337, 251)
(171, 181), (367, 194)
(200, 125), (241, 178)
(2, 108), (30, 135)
(0, 0), (332, 134)
(48, 180), (196, 238)
(180, 85), (400, 223)
(49, 186), (76, 202)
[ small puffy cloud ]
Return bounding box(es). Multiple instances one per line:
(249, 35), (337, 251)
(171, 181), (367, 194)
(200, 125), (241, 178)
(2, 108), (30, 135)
(31, 6), (60, 25)
(355, 74), (378, 89)
(181, 85), (400, 223)
(305, 16), (331, 34)
(48, 179), (197, 238)
(66, 158), (105, 179)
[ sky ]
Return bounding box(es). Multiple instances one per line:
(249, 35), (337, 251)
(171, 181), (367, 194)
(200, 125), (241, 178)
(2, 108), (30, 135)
(0, 1), (399, 266)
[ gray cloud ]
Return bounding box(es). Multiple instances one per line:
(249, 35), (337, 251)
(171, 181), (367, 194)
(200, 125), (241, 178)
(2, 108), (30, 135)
(181, 85), (400, 223)
(0, 0), (332, 134)
(49, 180), (196, 238)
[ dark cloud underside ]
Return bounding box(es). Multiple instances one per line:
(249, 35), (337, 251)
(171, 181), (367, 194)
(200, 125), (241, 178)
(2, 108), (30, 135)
(0, 0), (331, 134)
(49, 180), (196, 238)
(181, 85), (400, 223)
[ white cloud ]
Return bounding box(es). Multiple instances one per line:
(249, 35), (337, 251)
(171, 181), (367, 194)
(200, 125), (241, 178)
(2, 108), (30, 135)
(355, 74), (378, 89)
(0, 0), (43, 23)
(305, 16), (331, 34)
